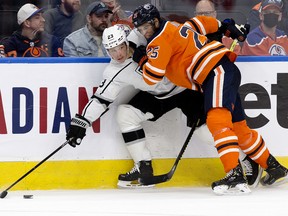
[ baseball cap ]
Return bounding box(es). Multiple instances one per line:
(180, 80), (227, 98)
(17, 3), (44, 25)
(261, 0), (283, 11)
(86, 1), (113, 16)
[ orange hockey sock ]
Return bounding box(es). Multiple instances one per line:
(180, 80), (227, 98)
(207, 108), (239, 172)
(233, 120), (270, 168)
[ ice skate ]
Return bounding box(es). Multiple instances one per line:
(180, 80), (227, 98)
(117, 160), (155, 188)
(241, 156), (263, 188)
(212, 164), (251, 195)
(260, 154), (288, 186)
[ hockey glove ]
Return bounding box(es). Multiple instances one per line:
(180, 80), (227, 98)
(66, 114), (91, 147)
(132, 45), (148, 70)
(220, 18), (250, 42)
(206, 31), (223, 42)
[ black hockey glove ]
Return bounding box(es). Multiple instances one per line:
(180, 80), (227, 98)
(66, 114), (91, 147)
(206, 31), (223, 42)
(132, 45), (148, 70)
(220, 18), (250, 42)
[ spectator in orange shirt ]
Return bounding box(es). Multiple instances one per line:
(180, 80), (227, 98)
(194, 0), (242, 54)
(241, 0), (288, 56)
(248, 0), (288, 35)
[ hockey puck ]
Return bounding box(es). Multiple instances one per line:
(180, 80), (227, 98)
(23, 195), (33, 199)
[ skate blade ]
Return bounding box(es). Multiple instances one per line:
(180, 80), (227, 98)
(250, 167), (264, 188)
(117, 180), (155, 189)
(213, 183), (251, 196)
(260, 175), (288, 187)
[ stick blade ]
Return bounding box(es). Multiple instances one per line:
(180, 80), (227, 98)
(141, 173), (171, 185)
(0, 190), (8, 199)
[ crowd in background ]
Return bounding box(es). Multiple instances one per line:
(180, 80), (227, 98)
(0, 0), (287, 57)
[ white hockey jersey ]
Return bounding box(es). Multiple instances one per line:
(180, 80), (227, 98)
(81, 57), (184, 123)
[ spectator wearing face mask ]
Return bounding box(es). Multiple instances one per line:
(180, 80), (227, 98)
(241, 0), (288, 56)
(248, 0), (288, 35)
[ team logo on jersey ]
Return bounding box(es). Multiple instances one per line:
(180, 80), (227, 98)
(143, 3), (153, 10)
(269, 44), (286, 56)
(108, 34), (114, 40)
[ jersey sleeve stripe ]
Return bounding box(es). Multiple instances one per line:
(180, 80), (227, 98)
(146, 62), (166, 74)
(143, 62), (166, 85)
(186, 41), (222, 72)
(190, 42), (225, 74)
(193, 44), (226, 73)
(145, 68), (164, 79)
(190, 17), (207, 35)
(186, 19), (202, 34)
(186, 41), (230, 84)
(143, 73), (161, 85)
(193, 48), (228, 84)
(190, 41), (222, 66)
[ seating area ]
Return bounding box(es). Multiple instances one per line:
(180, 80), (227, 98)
(216, 10), (248, 24)
(0, 0), (258, 40)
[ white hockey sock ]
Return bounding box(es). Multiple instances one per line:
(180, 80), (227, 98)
(126, 140), (152, 163)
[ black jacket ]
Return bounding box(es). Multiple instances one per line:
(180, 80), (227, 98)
(3, 31), (63, 57)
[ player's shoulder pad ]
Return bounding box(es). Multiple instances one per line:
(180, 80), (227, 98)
(127, 29), (147, 48)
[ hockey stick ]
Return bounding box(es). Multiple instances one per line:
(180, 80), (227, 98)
(229, 39), (238, 51)
(230, 23), (246, 51)
(0, 140), (70, 199)
(140, 121), (197, 185)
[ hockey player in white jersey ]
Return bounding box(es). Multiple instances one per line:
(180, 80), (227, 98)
(65, 24), (205, 187)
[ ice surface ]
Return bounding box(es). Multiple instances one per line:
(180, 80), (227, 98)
(0, 185), (287, 216)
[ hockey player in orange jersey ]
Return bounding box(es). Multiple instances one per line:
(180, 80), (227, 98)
(131, 3), (288, 195)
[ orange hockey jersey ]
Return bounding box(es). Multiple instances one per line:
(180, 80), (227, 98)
(142, 16), (237, 89)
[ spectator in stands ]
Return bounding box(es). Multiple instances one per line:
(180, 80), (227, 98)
(195, 0), (217, 17)
(194, 0), (242, 54)
(248, 0), (288, 35)
(101, 0), (133, 28)
(241, 0), (288, 56)
(3, 3), (64, 57)
(43, 0), (84, 47)
(63, 1), (113, 57)
(0, 45), (6, 57)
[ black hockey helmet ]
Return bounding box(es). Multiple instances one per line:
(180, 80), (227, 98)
(132, 3), (160, 27)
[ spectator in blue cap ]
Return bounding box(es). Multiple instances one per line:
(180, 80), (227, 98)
(63, 1), (113, 57)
